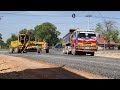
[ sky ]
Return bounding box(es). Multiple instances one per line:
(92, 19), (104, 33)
(0, 11), (120, 42)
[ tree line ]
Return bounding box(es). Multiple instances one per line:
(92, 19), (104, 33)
(0, 21), (120, 49)
(0, 33), (6, 49)
(95, 20), (120, 49)
(2, 22), (62, 48)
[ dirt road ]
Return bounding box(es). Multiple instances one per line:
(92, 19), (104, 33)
(0, 54), (107, 79)
(95, 51), (120, 58)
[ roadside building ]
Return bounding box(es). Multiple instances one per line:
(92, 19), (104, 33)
(96, 35), (118, 50)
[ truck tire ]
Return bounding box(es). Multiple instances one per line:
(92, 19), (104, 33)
(72, 49), (76, 55)
(66, 50), (69, 54)
(46, 49), (49, 53)
(62, 49), (66, 54)
(9, 47), (14, 54)
(91, 52), (94, 56)
(62, 49), (65, 54)
(67, 50), (71, 54)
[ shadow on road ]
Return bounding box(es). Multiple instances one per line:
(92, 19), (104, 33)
(0, 66), (87, 79)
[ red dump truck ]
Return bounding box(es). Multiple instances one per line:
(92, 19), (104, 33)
(62, 28), (98, 56)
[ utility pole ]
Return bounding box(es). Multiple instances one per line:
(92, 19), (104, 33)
(104, 39), (105, 51)
(85, 15), (92, 30)
(72, 13), (76, 29)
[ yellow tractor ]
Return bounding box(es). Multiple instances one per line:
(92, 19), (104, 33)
(9, 33), (49, 54)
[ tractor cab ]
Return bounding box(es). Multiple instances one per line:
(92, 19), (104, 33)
(18, 34), (30, 45)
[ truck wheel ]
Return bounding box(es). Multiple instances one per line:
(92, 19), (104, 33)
(14, 47), (19, 53)
(91, 52), (94, 56)
(9, 47), (14, 54)
(72, 49), (76, 55)
(67, 50), (70, 54)
(66, 50), (69, 54)
(62, 49), (66, 54)
(46, 49), (49, 53)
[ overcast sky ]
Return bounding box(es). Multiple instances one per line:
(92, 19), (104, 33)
(0, 11), (120, 42)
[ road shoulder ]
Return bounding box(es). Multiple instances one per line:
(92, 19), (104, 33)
(0, 54), (108, 79)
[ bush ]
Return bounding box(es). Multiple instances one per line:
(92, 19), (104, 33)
(118, 45), (120, 50)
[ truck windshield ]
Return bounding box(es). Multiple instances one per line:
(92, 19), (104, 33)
(77, 33), (96, 39)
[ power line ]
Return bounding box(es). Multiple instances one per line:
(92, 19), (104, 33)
(1, 11), (120, 19)
(0, 12), (76, 17)
(97, 11), (107, 22)
(12, 22), (96, 24)
(0, 11), (27, 14)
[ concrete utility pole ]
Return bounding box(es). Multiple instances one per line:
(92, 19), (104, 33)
(104, 39), (105, 51)
(85, 15), (92, 30)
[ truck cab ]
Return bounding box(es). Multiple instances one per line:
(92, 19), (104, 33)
(63, 29), (97, 56)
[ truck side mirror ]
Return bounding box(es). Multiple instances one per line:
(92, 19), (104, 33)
(76, 38), (78, 44)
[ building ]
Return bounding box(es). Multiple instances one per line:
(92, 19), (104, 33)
(96, 35), (118, 50)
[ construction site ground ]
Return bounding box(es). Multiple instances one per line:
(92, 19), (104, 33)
(0, 49), (120, 79)
(0, 54), (108, 79)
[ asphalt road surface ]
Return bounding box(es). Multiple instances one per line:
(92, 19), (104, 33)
(1, 49), (120, 79)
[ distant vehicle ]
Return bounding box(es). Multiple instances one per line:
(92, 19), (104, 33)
(54, 43), (63, 50)
(9, 32), (49, 54)
(62, 28), (98, 56)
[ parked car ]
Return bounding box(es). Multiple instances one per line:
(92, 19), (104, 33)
(54, 43), (63, 50)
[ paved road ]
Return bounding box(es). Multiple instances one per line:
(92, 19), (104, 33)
(1, 49), (120, 79)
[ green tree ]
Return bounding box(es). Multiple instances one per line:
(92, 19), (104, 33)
(34, 22), (61, 46)
(0, 33), (2, 40)
(0, 33), (6, 49)
(28, 29), (35, 41)
(19, 29), (35, 41)
(6, 34), (18, 47)
(58, 38), (64, 44)
(95, 20), (119, 49)
(19, 28), (28, 34)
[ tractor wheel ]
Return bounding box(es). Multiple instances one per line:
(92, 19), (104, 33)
(37, 48), (41, 54)
(23, 50), (27, 53)
(14, 47), (19, 53)
(9, 47), (14, 54)
(46, 49), (49, 53)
